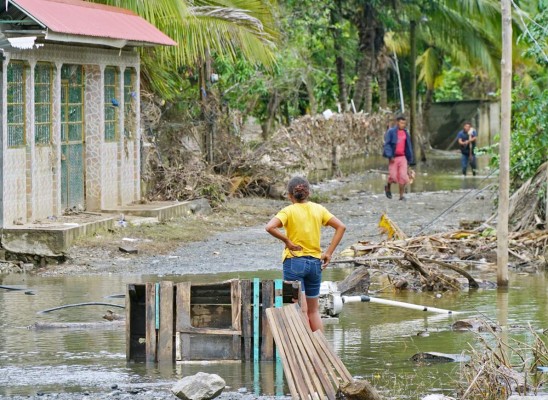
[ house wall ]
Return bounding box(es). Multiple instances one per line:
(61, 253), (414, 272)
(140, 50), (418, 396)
(2, 44), (141, 226)
(33, 146), (55, 220)
(427, 99), (500, 150)
(4, 149), (26, 225)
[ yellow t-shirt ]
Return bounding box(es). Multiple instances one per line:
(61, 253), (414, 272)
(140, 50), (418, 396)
(275, 201), (334, 261)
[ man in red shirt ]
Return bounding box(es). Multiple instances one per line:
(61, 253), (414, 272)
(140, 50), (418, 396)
(382, 116), (415, 200)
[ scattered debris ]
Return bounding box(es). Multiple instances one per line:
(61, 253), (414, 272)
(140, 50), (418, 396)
(103, 310), (125, 321)
(458, 324), (547, 398)
(452, 318), (501, 332)
(119, 246), (138, 254)
(334, 214), (548, 292)
(411, 352), (471, 364)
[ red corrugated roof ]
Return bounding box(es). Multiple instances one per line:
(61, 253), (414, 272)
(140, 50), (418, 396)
(10, 0), (177, 46)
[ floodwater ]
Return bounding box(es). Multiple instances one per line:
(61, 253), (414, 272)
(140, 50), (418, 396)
(311, 152), (494, 194)
(1, 153), (546, 398)
(1, 270), (547, 398)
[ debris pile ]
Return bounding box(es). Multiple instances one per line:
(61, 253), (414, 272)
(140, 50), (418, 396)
(231, 112), (387, 197)
(457, 325), (547, 398)
(142, 92), (389, 202)
(507, 161), (547, 231)
(335, 214), (548, 292)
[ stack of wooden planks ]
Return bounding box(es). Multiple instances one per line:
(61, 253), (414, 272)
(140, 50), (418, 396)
(266, 303), (353, 399)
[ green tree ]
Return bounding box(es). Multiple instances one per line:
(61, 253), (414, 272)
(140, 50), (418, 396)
(93, 0), (279, 99)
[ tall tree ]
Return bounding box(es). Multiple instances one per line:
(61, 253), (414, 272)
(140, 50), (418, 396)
(351, 0), (384, 113)
(329, 0), (349, 110)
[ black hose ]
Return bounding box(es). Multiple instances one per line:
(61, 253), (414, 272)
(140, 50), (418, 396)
(37, 302), (125, 314)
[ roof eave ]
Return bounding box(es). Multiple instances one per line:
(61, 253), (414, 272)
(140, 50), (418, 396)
(45, 31), (175, 49)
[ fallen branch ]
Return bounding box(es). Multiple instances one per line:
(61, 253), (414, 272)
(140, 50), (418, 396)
(426, 259), (480, 288)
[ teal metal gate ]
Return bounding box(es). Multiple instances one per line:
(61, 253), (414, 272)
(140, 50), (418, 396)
(60, 65), (85, 211)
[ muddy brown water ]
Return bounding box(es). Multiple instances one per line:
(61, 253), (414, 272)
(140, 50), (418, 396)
(1, 271), (547, 398)
(1, 154), (547, 398)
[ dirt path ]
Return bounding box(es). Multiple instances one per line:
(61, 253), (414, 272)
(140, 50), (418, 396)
(43, 178), (497, 277)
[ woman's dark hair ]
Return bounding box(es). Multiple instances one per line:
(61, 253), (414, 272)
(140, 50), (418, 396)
(287, 176), (310, 202)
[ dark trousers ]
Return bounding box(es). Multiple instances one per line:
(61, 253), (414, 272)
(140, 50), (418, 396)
(461, 153), (477, 175)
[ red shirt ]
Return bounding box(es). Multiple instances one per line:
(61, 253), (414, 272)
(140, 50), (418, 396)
(394, 129), (406, 157)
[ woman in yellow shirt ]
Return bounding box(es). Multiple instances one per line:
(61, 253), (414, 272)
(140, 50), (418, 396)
(265, 176), (346, 331)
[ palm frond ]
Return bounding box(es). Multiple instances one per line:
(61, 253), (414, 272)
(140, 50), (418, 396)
(417, 46), (443, 89)
(91, 0), (278, 67)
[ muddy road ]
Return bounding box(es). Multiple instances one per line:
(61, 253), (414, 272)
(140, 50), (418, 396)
(48, 176), (496, 277)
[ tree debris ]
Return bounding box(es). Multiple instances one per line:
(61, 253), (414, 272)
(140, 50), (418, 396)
(335, 214), (548, 292)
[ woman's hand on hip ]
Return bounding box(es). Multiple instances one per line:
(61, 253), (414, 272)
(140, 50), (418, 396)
(285, 240), (302, 252)
(321, 253), (331, 269)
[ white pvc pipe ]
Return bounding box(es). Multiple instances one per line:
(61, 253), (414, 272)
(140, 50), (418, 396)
(342, 295), (461, 315)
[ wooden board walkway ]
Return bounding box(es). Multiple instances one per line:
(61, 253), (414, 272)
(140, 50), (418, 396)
(265, 303), (353, 400)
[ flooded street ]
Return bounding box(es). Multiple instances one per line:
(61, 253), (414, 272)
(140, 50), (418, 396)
(1, 153), (546, 399)
(1, 270), (547, 398)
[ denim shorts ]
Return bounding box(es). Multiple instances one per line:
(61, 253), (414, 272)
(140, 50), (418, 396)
(283, 256), (322, 298)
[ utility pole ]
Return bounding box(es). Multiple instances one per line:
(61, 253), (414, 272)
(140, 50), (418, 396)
(498, 0), (511, 287)
(409, 20), (418, 163)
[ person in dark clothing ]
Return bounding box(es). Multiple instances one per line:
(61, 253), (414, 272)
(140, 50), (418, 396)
(383, 116), (415, 200)
(456, 122), (477, 176)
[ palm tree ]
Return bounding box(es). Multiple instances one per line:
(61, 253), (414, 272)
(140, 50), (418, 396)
(92, 0), (279, 98)
(382, 0), (512, 158)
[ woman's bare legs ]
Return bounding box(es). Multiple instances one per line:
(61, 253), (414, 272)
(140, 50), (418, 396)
(306, 297), (323, 332)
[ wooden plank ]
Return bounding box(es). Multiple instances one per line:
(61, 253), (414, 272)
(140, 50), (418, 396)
(261, 280), (274, 360)
(295, 307), (341, 387)
(273, 306), (315, 399)
(270, 307), (308, 399)
(155, 282), (160, 330)
(145, 282), (157, 363)
(177, 328), (242, 335)
(241, 280), (252, 361)
(282, 306), (326, 399)
(176, 282), (191, 361)
(267, 304), (355, 400)
(231, 279), (242, 331)
(157, 281), (174, 363)
(290, 306), (339, 386)
(293, 303), (353, 383)
(286, 305), (337, 400)
(125, 284), (132, 361)
(313, 330), (353, 382)
(231, 280), (242, 359)
(253, 278), (260, 362)
(275, 279), (284, 396)
(265, 308), (300, 399)
(274, 280), (283, 307)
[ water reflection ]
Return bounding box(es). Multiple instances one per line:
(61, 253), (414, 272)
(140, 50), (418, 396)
(311, 153), (494, 194)
(1, 270), (547, 397)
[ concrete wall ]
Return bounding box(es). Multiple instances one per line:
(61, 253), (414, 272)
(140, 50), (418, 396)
(2, 44), (141, 227)
(427, 99), (500, 150)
